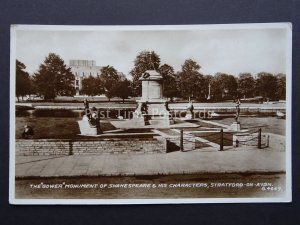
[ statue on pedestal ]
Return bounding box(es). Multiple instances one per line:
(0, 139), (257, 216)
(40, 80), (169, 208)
(133, 102), (143, 118)
(89, 107), (101, 134)
(231, 98), (241, 131)
(235, 98), (241, 122)
(185, 101), (194, 119)
(84, 98), (89, 113)
(78, 99), (101, 135)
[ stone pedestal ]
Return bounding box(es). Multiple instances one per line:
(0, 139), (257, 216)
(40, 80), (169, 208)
(134, 99), (174, 127)
(135, 70), (174, 127)
(185, 112), (193, 120)
(110, 70), (174, 129)
(230, 122), (241, 131)
(78, 115), (101, 135)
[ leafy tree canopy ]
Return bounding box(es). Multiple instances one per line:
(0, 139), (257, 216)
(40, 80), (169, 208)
(33, 53), (75, 99)
(81, 75), (104, 96)
(100, 65), (120, 101)
(16, 60), (31, 101)
(130, 50), (161, 96)
(211, 73), (238, 100)
(256, 72), (278, 99)
(237, 73), (255, 98)
(178, 59), (204, 99)
(113, 79), (132, 103)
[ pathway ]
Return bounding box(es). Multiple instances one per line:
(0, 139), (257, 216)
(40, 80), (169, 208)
(15, 146), (285, 178)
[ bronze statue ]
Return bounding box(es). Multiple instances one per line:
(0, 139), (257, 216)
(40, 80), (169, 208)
(141, 101), (149, 115)
(84, 98), (89, 117)
(235, 98), (241, 122)
(165, 102), (170, 111)
(84, 98), (89, 109)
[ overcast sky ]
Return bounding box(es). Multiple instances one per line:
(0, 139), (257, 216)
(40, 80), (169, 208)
(15, 25), (290, 78)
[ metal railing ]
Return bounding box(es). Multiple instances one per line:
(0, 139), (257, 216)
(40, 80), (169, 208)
(178, 128), (267, 152)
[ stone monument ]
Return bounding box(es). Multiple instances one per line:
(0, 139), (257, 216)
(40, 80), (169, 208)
(132, 70), (173, 127)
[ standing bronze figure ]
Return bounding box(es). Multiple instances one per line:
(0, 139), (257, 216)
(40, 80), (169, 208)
(235, 98), (241, 122)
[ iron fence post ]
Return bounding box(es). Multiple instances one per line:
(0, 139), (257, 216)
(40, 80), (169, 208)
(180, 129), (183, 152)
(219, 128), (223, 151)
(258, 128), (262, 149)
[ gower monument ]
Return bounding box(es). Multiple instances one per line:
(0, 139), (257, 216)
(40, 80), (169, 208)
(132, 70), (173, 127)
(110, 70), (173, 129)
(78, 70), (173, 134)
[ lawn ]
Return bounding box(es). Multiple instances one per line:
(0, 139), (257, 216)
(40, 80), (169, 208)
(213, 117), (286, 135)
(15, 115), (284, 139)
(16, 117), (157, 139)
(16, 117), (116, 139)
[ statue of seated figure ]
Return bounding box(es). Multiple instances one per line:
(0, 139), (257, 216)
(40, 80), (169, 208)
(185, 101), (194, 119)
(132, 102), (143, 118)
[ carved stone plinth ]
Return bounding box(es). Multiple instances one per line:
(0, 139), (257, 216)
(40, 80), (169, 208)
(230, 122), (241, 131)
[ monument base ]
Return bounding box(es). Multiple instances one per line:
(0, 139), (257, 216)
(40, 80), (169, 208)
(185, 112), (194, 120)
(78, 116), (101, 135)
(134, 99), (174, 128)
(230, 122), (241, 131)
(147, 114), (174, 127)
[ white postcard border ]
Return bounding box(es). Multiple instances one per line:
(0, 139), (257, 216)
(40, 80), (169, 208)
(9, 23), (292, 205)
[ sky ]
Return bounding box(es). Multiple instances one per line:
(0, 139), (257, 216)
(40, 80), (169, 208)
(14, 25), (290, 78)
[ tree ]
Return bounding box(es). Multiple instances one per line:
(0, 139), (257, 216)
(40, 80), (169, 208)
(113, 79), (132, 103)
(276, 73), (286, 100)
(178, 59), (204, 99)
(16, 60), (31, 101)
(256, 72), (278, 100)
(237, 73), (255, 99)
(100, 65), (120, 101)
(159, 64), (179, 99)
(33, 53), (75, 99)
(130, 51), (161, 96)
(81, 75), (104, 96)
(226, 75), (238, 98)
(211, 73), (238, 101)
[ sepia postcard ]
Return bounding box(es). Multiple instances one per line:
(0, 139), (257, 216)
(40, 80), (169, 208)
(9, 23), (292, 204)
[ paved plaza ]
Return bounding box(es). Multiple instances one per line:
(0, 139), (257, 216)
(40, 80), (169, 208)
(15, 144), (285, 178)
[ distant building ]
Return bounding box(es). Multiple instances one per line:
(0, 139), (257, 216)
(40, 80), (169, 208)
(69, 59), (127, 96)
(69, 60), (102, 95)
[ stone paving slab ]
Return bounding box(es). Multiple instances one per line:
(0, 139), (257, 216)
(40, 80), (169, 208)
(15, 146), (286, 178)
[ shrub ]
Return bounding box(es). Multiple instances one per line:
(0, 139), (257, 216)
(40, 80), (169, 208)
(16, 110), (30, 117)
(32, 109), (78, 117)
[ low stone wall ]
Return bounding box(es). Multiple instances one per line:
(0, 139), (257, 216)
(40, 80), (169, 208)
(16, 138), (166, 156)
(233, 133), (269, 148)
